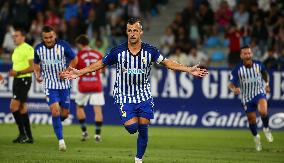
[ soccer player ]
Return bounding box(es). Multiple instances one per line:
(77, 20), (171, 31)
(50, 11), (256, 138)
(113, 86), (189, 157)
(228, 45), (273, 151)
(34, 26), (77, 151)
(74, 35), (105, 142)
(61, 18), (208, 163)
(9, 28), (34, 143)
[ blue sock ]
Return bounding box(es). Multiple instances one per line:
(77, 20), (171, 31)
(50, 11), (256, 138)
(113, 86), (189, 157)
(261, 116), (269, 128)
(52, 116), (63, 140)
(249, 123), (257, 136)
(79, 119), (87, 132)
(136, 124), (148, 159)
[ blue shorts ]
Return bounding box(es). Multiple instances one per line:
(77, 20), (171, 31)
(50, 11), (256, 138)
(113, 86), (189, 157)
(243, 93), (266, 113)
(45, 89), (71, 109)
(115, 98), (155, 123)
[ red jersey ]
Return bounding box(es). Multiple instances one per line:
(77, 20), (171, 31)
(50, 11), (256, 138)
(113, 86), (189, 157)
(76, 48), (103, 93)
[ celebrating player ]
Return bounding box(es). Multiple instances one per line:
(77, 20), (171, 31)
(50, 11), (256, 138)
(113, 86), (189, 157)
(228, 45), (273, 151)
(61, 18), (208, 163)
(74, 35), (105, 142)
(34, 26), (77, 151)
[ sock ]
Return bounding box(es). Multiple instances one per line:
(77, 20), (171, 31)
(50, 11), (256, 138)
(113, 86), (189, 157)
(249, 123), (257, 136)
(22, 113), (33, 138)
(136, 124), (149, 159)
(261, 115), (269, 128)
(12, 110), (25, 136)
(60, 116), (67, 121)
(79, 119), (87, 132)
(95, 121), (102, 135)
(52, 116), (63, 140)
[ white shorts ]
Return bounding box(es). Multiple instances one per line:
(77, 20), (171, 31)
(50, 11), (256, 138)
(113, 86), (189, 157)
(75, 91), (105, 106)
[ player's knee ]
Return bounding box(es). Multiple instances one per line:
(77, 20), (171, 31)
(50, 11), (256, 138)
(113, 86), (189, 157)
(51, 109), (60, 116)
(124, 123), (138, 134)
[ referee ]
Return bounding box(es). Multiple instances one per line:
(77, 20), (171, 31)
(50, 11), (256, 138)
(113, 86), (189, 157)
(9, 28), (34, 143)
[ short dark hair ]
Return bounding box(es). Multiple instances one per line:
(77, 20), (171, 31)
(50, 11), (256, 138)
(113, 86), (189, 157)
(42, 25), (54, 33)
(127, 17), (143, 29)
(75, 35), (89, 46)
(14, 27), (26, 36)
(240, 45), (250, 50)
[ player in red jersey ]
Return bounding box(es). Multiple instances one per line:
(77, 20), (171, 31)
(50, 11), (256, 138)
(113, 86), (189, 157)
(75, 35), (105, 142)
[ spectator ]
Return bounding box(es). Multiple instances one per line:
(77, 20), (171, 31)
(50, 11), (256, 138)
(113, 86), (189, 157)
(197, 1), (214, 42)
(215, 0), (232, 31)
(188, 46), (210, 66)
(225, 25), (242, 68)
(168, 46), (189, 66)
(160, 26), (175, 56)
(128, 0), (141, 19)
(251, 18), (269, 54)
(250, 38), (262, 61)
(29, 11), (44, 46)
(263, 47), (278, 70)
(249, 2), (265, 25)
(233, 2), (249, 29)
(139, 0), (151, 30)
(2, 25), (15, 55)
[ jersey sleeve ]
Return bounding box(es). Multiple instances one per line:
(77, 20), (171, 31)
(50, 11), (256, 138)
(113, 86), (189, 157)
(259, 61), (267, 73)
(26, 45), (34, 60)
(230, 67), (239, 86)
(102, 48), (118, 66)
(34, 46), (41, 64)
(151, 46), (165, 64)
(63, 41), (76, 60)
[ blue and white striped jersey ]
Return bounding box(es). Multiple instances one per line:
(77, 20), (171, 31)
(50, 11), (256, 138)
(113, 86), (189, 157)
(103, 42), (165, 104)
(34, 40), (76, 89)
(230, 60), (267, 103)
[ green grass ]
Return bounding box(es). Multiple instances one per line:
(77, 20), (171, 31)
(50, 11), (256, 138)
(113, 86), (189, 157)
(0, 124), (283, 163)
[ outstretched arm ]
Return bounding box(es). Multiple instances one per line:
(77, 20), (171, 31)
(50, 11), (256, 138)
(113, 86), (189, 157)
(160, 59), (208, 77)
(228, 82), (240, 95)
(61, 59), (106, 79)
(261, 70), (270, 93)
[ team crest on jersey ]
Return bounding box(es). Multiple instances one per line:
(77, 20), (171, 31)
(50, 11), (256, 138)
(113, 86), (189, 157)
(142, 57), (147, 64)
(56, 48), (60, 55)
(256, 67), (259, 73)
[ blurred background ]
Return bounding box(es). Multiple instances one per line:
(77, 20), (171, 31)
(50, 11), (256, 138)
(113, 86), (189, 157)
(0, 0), (283, 129)
(0, 0), (283, 69)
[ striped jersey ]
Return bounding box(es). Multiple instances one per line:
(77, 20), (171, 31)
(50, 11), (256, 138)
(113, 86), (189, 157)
(230, 60), (267, 103)
(34, 40), (76, 89)
(103, 42), (165, 104)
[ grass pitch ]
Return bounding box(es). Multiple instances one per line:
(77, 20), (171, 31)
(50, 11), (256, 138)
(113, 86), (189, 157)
(0, 124), (283, 163)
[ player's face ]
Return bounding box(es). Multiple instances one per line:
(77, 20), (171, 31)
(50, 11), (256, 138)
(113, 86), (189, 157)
(12, 31), (25, 46)
(42, 31), (56, 48)
(240, 48), (252, 60)
(126, 22), (143, 44)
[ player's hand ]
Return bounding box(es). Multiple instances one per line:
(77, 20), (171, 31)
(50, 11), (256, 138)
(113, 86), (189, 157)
(233, 87), (241, 95)
(60, 67), (80, 80)
(8, 70), (17, 77)
(35, 75), (43, 83)
(265, 85), (270, 93)
(189, 64), (208, 77)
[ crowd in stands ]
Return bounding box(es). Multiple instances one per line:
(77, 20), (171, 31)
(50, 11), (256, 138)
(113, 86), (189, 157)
(0, 0), (167, 63)
(160, 0), (284, 70)
(0, 0), (283, 70)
